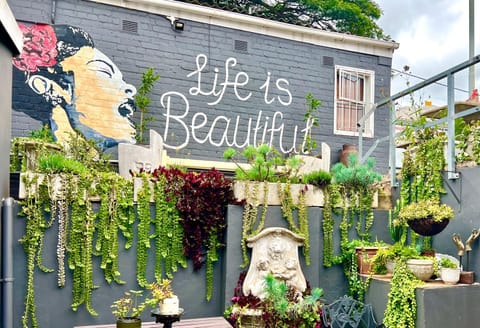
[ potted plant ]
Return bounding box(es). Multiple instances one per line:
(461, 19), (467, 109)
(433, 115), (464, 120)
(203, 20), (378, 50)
(223, 144), (315, 268)
(372, 243), (435, 281)
(405, 258), (435, 281)
(353, 241), (388, 275)
(111, 290), (148, 328)
(147, 278), (180, 315)
(225, 272), (323, 328)
(383, 260), (425, 327)
(396, 199), (454, 236)
(439, 257), (460, 285)
(335, 239), (388, 301)
(370, 243), (419, 275)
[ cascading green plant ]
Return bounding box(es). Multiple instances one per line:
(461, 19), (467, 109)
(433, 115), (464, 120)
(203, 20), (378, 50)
(151, 173), (186, 280)
(240, 181), (269, 268)
(322, 184), (341, 267)
(19, 174), (54, 328)
(278, 181), (310, 265)
(95, 172), (134, 284)
(224, 144), (314, 268)
(136, 173), (152, 288)
(69, 174), (98, 316)
(322, 153), (382, 300)
(18, 135), (137, 324)
(330, 153), (381, 245)
(383, 260), (424, 328)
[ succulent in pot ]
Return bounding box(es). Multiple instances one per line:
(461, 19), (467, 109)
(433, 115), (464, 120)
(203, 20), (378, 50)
(439, 257), (460, 285)
(147, 278), (180, 315)
(111, 290), (147, 328)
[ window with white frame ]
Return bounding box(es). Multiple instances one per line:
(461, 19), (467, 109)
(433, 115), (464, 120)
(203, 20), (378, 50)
(334, 66), (375, 137)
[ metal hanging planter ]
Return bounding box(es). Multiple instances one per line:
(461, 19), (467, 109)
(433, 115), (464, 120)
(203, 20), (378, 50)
(407, 217), (450, 236)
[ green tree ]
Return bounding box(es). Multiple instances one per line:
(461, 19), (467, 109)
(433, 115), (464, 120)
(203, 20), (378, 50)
(178, 0), (387, 39)
(134, 67), (160, 143)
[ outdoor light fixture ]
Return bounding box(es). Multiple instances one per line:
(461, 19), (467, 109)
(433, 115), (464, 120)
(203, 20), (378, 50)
(173, 20), (184, 31)
(166, 16), (185, 32)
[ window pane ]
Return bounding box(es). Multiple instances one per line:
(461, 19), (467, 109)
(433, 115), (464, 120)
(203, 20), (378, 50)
(336, 68), (369, 133)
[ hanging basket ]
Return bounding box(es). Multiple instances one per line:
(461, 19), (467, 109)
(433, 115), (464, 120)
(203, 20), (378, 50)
(407, 217), (450, 236)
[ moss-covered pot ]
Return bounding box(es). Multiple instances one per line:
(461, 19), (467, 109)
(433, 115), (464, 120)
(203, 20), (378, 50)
(116, 317), (141, 328)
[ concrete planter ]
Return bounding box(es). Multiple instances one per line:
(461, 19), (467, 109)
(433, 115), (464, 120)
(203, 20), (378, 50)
(232, 181), (324, 206)
(440, 268), (460, 285)
(18, 173), (98, 201)
(158, 295), (180, 315)
(406, 259), (434, 281)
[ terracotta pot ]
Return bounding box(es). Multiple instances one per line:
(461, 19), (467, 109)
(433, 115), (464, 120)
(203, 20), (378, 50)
(355, 247), (382, 274)
(339, 144), (358, 166)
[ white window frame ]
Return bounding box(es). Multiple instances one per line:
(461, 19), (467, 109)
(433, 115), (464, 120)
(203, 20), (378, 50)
(334, 65), (375, 137)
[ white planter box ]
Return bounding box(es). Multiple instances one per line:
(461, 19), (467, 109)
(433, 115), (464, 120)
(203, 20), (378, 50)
(18, 173), (99, 201)
(232, 181), (325, 206)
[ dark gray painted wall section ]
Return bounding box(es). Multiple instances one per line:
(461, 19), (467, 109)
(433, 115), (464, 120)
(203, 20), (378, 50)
(366, 277), (480, 327)
(224, 205), (390, 308)
(10, 203), (226, 328)
(8, 203), (389, 327)
(0, 43), (13, 200)
(7, 0), (393, 172)
(7, 166), (480, 327)
(364, 166), (480, 327)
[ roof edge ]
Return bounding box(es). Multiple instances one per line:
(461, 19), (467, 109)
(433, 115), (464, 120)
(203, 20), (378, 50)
(87, 0), (399, 58)
(0, 0), (23, 54)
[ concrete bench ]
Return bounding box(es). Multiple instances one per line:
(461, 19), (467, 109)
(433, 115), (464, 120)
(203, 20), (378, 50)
(74, 316), (232, 328)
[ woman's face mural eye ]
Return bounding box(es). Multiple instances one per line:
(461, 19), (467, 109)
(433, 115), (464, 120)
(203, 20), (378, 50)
(87, 59), (115, 78)
(86, 56), (138, 119)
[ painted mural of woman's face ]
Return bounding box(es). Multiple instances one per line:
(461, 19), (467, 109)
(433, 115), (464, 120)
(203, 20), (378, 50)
(59, 46), (137, 146)
(13, 24), (137, 149)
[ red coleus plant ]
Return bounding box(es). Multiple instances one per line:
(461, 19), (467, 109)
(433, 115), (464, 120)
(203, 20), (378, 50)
(150, 167), (235, 270)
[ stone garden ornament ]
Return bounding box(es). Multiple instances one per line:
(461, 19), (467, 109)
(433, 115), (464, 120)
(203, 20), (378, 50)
(243, 227), (306, 298)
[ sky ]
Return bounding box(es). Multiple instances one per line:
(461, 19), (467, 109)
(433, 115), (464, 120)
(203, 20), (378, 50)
(375, 0), (480, 106)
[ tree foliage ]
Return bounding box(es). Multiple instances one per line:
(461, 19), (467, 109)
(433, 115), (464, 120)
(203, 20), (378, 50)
(178, 0), (387, 39)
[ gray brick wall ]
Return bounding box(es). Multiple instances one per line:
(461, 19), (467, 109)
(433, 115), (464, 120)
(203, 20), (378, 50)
(7, 0), (52, 23)
(9, 0), (392, 172)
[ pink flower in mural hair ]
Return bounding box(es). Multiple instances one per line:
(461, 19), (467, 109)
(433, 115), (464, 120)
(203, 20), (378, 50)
(13, 24), (58, 73)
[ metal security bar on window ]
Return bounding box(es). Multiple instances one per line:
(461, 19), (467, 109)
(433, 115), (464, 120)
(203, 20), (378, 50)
(337, 69), (366, 132)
